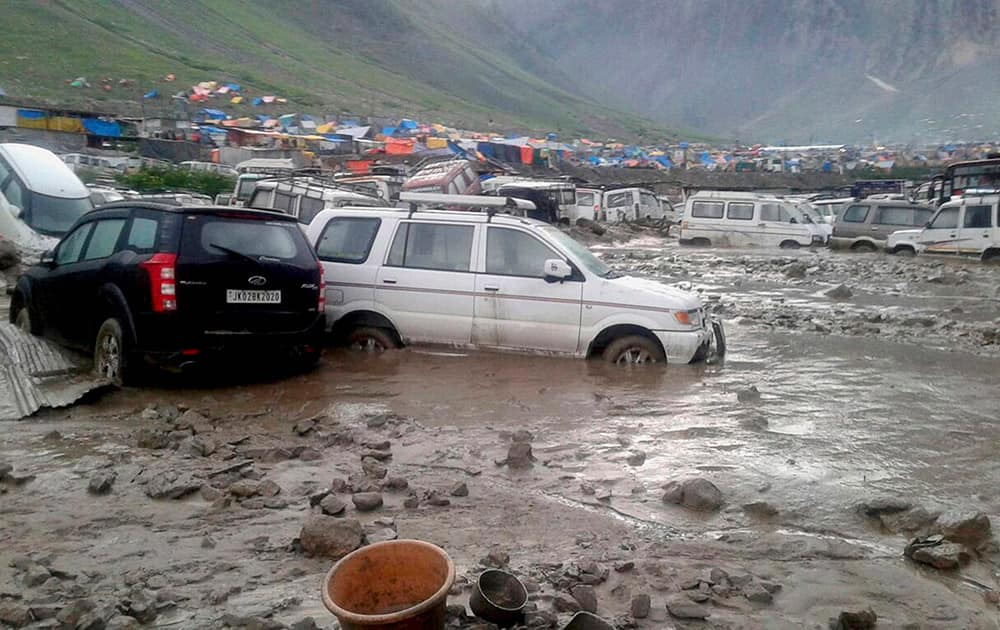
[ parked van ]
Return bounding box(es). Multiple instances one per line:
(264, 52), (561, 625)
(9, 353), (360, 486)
(400, 159), (481, 197)
(248, 176), (388, 224)
(60, 153), (130, 174)
(481, 177), (577, 222)
(574, 187), (603, 223)
(334, 174), (405, 203)
(679, 191), (823, 248)
(179, 160), (238, 178)
(0, 143), (94, 256)
(602, 188), (663, 223)
(808, 197), (854, 224)
(830, 199), (935, 251)
(887, 194), (1000, 262)
(230, 158), (297, 206)
(305, 206), (724, 364)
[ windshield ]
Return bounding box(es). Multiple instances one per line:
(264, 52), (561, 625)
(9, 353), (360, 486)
(237, 177), (262, 200)
(539, 226), (612, 277)
(26, 194), (94, 236)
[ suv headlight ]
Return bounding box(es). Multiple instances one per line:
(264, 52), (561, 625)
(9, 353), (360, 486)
(674, 309), (702, 327)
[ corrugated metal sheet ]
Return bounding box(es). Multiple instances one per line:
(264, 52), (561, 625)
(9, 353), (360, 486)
(0, 323), (110, 421)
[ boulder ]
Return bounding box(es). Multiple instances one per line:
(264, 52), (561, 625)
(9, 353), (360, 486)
(88, 471), (117, 495)
(662, 478), (723, 511)
(825, 284), (853, 300)
(666, 596), (709, 620)
(352, 492), (383, 512)
(450, 482), (469, 497)
(831, 609), (877, 630)
(362, 456), (388, 479)
(570, 584), (598, 613)
(299, 515), (363, 559)
(145, 471), (201, 499)
(630, 594), (651, 619)
(319, 495), (346, 516)
(935, 510), (991, 547)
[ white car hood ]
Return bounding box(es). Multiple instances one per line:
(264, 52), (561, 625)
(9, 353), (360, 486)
(887, 228), (922, 246)
(592, 275), (702, 311)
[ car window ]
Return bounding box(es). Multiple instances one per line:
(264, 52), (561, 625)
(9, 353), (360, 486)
(691, 201), (724, 218)
(963, 205), (993, 229)
(199, 219), (301, 260)
(126, 217), (159, 251)
(486, 227), (559, 277)
(727, 202), (754, 220)
(316, 217), (381, 264)
(577, 191), (594, 206)
(929, 207), (959, 229)
(842, 205), (870, 223)
(271, 191), (296, 214)
(760, 203), (786, 222)
(606, 192), (632, 208)
(874, 206), (931, 227)
(82, 219), (127, 260)
(55, 223), (93, 265)
(639, 191), (658, 209)
(3, 177), (26, 211)
(298, 196), (326, 225)
(386, 222), (474, 272)
(0, 158), (12, 184)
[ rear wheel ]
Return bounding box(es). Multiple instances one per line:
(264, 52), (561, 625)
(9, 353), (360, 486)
(983, 250), (1000, 265)
(602, 335), (665, 366)
(779, 240), (801, 249)
(852, 241), (877, 253)
(894, 246), (916, 257)
(691, 237), (711, 247)
(94, 318), (130, 387)
(345, 326), (398, 353)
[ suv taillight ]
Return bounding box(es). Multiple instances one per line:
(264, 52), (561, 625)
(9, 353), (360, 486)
(318, 263), (326, 310)
(140, 253), (178, 312)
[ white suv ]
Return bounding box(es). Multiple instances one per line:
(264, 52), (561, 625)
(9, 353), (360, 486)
(887, 194), (1000, 262)
(305, 207), (724, 364)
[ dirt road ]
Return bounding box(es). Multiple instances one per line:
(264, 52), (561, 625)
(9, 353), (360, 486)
(2, 233), (1000, 629)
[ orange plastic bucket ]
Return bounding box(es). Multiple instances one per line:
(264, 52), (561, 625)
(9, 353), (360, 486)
(322, 539), (456, 629)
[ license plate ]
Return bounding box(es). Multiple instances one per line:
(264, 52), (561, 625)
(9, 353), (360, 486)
(226, 289), (281, 304)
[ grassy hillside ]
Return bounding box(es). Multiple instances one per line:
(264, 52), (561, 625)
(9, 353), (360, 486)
(0, 0), (678, 141)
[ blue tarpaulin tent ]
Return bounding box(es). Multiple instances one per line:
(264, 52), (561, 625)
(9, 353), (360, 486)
(398, 119), (418, 131)
(143, 90), (158, 99)
(252, 97), (264, 106)
(200, 108), (227, 120)
(225, 83), (241, 92)
(17, 109), (45, 120)
(381, 126), (397, 137)
(82, 119), (121, 137)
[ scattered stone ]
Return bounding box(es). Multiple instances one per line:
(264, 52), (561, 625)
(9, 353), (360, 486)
(783, 261), (808, 278)
(106, 614), (140, 629)
(263, 496), (289, 509)
(319, 494), (346, 516)
(178, 435), (215, 458)
(330, 478), (351, 494)
(366, 413), (390, 428)
(552, 595), (581, 613)
(201, 485), (224, 501)
(365, 440), (391, 451)
(743, 579), (773, 604)
(0, 240), (21, 270)
(363, 519), (398, 544)
(737, 386), (761, 403)
(483, 548), (510, 568)
(25, 562), (52, 586)
(906, 535), (969, 570)
(292, 419), (317, 436)
(229, 479), (262, 497)
(260, 447), (294, 463)
(662, 477), (723, 511)
(403, 493), (421, 509)
(580, 482), (596, 495)
(858, 497), (911, 517)
(935, 510), (992, 547)
(299, 516), (363, 559)
(687, 589), (711, 603)
(500, 441), (535, 469)
(56, 599), (96, 628)
(614, 561), (635, 573)
(145, 470), (201, 500)
(352, 492), (383, 512)
(830, 608), (877, 630)
(383, 476), (409, 491)
(124, 588), (158, 624)
(201, 536), (216, 549)
(825, 284), (853, 300)
(362, 449), (392, 461)
(425, 490), (450, 507)
(743, 501), (779, 518)
(348, 472), (381, 493)
(571, 584), (598, 613)
(630, 594), (651, 619)
(626, 450), (646, 466)
(879, 506), (938, 533)
(136, 428), (171, 450)
(257, 479), (281, 497)
(88, 470), (117, 495)
(666, 596), (709, 620)
(297, 447), (323, 461)
(205, 585), (240, 605)
(450, 481), (469, 497)
(595, 488), (612, 502)
(362, 457), (388, 479)
(308, 489), (330, 506)
(290, 618), (320, 630)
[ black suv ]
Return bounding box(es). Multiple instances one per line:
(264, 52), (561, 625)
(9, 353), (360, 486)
(10, 202), (325, 384)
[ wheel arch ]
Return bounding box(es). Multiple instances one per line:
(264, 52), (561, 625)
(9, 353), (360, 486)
(850, 238), (879, 251)
(96, 283), (138, 348)
(586, 323), (665, 359)
(331, 309), (402, 345)
(982, 247), (1000, 262)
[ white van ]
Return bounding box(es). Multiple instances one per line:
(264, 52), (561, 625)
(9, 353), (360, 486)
(481, 177), (577, 222)
(887, 194), (1000, 262)
(0, 144), (94, 257)
(602, 187), (663, 223)
(248, 176), (389, 224)
(305, 207), (724, 364)
(179, 160), (238, 177)
(679, 191), (824, 248)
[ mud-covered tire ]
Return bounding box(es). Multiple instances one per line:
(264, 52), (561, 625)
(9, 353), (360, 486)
(894, 246), (916, 257)
(345, 326), (398, 353)
(94, 318), (130, 386)
(852, 241), (877, 253)
(602, 335), (665, 366)
(779, 240), (801, 249)
(982, 250), (1000, 265)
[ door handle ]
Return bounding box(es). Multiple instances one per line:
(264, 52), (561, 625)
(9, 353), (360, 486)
(757, 223), (765, 227)
(382, 278), (397, 284)
(949, 234), (956, 238)
(483, 285), (500, 291)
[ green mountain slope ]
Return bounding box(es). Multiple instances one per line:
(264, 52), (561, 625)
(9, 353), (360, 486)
(0, 0), (675, 140)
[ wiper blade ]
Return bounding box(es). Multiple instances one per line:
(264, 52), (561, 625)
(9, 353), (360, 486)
(208, 242), (260, 265)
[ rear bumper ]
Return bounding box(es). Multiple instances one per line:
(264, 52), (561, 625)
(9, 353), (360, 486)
(653, 317), (725, 364)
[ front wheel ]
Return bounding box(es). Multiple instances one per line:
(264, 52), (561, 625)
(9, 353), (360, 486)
(894, 246), (916, 257)
(345, 326), (399, 353)
(602, 335), (665, 366)
(852, 242), (878, 253)
(779, 240), (801, 250)
(94, 318), (130, 386)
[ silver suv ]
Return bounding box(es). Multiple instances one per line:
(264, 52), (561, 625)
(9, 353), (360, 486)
(830, 200), (934, 252)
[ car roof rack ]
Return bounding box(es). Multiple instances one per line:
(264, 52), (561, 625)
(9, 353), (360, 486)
(398, 191), (536, 221)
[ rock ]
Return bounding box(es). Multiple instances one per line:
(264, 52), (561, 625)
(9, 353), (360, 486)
(403, 493), (421, 509)
(348, 472), (381, 493)
(88, 470), (117, 495)
(0, 603), (31, 628)
(105, 615), (140, 629)
(571, 584), (598, 613)
(178, 435), (215, 458)
(666, 596), (709, 620)
(580, 482), (596, 495)
(135, 428), (170, 450)
(825, 284), (853, 299)
(906, 536), (969, 570)
(879, 506), (938, 533)
(352, 492), (383, 512)
(857, 497), (911, 517)
(362, 449), (392, 461)
(366, 413), (390, 428)
(330, 478), (351, 494)
(362, 457), (388, 479)
(630, 594), (651, 619)
(662, 478), (723, 511)
(935, 510), (992, 547)
(743, 501), (779, 518)
(263, 496), (289, 509)
(145, 471), (201, 500)
(450, 481), (469, 497)
(319, 494), (346, 516)
(257, 480), (281, 497)
(831, 608), (877, 630)
(124, 589), (157, 624)
(483, 548), (510, 568)
(0, 239), (21, 270)
(783, 262), (808, 278)
(57, 599), (96, 628)
(383, 476), (409, 491)
(299, 515), (363, 559)
(229, 479), (262, 497)
(290, 618), (320, 630)
(626, 450), (646, 466)
(737, 386), (761, 403)
(297, 447), (322, 461)
(552, 595), (580, 613)
(25, 562), (52, 586)
(595, 488), (612, 502)
(502, 441), (535, 469)
(614, 561), (635, 573)
(363, 520), (398, 544)
(425, 490), (450, 507)
(292, 420), (317, 436)
(201, 485), (223, 501)
(201, 536), (216, 549)
(743, 579), (773, 604)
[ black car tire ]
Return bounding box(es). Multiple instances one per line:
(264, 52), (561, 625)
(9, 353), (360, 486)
(94, 318), (130, 387)
(346, 326), (398, 353)
(14, 306), (38, 335)
(602, 335), (665, 366)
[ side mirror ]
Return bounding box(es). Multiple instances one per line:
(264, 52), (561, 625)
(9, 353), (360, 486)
(789, 217), (798, 224)
(543, 258), (572, 280)
(40, 250), (56, 267)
